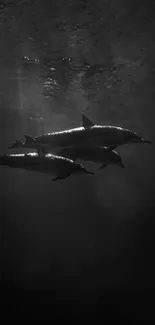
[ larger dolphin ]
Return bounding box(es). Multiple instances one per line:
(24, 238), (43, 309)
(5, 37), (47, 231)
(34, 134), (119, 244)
(8, 114), (151, 153)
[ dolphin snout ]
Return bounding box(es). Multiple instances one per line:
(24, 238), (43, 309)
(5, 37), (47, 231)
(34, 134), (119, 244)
(141, 139), (152, 144)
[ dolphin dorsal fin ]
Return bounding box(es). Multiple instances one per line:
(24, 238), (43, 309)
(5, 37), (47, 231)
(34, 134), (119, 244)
(24, 135), (35, 143)
(82, 114), (94, 128)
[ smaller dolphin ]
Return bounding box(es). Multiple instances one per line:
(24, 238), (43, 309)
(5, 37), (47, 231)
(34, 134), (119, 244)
(0, 153), (94, 181)
(57, 146), (125, 169)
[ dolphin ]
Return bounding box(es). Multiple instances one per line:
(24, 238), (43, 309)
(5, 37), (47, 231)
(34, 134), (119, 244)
(0, 153), (94, 181)
(56, 146), (125, 169)
(8, 114), (152, 153)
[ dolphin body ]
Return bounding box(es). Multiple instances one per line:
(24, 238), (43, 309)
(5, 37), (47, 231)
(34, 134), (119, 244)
(56, 146), (125, 169)
(0, 153), (94, 181)
(8, 114), (152, 153)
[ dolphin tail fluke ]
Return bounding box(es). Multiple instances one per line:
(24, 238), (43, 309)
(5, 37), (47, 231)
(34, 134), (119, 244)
(82, 114), (94, 128)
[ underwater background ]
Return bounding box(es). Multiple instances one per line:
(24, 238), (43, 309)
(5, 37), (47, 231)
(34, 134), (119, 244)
(1, 0), (155, 322)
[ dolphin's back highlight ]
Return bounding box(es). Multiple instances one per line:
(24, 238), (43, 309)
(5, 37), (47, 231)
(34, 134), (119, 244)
(0, 153), (94, 179)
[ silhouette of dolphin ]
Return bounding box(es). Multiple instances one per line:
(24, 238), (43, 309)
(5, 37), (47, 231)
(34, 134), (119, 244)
(0, 153), (94, 180)
(57, 146), (125, 169)
(8, 114), (152, 153)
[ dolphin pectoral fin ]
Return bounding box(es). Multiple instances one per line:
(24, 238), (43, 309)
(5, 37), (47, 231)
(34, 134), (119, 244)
(52, 174), (69, 181)
(82, 114), (94, 128)
(24, 135), (36, 144)
(99, 164), (107, 170)
(142, 139), (152, 144)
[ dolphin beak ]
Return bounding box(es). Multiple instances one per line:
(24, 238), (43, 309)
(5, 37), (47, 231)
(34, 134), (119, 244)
(141, 139), (152, 144)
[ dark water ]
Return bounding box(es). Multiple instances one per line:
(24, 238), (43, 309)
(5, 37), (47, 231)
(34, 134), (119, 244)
(1, 0), (155, 322)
